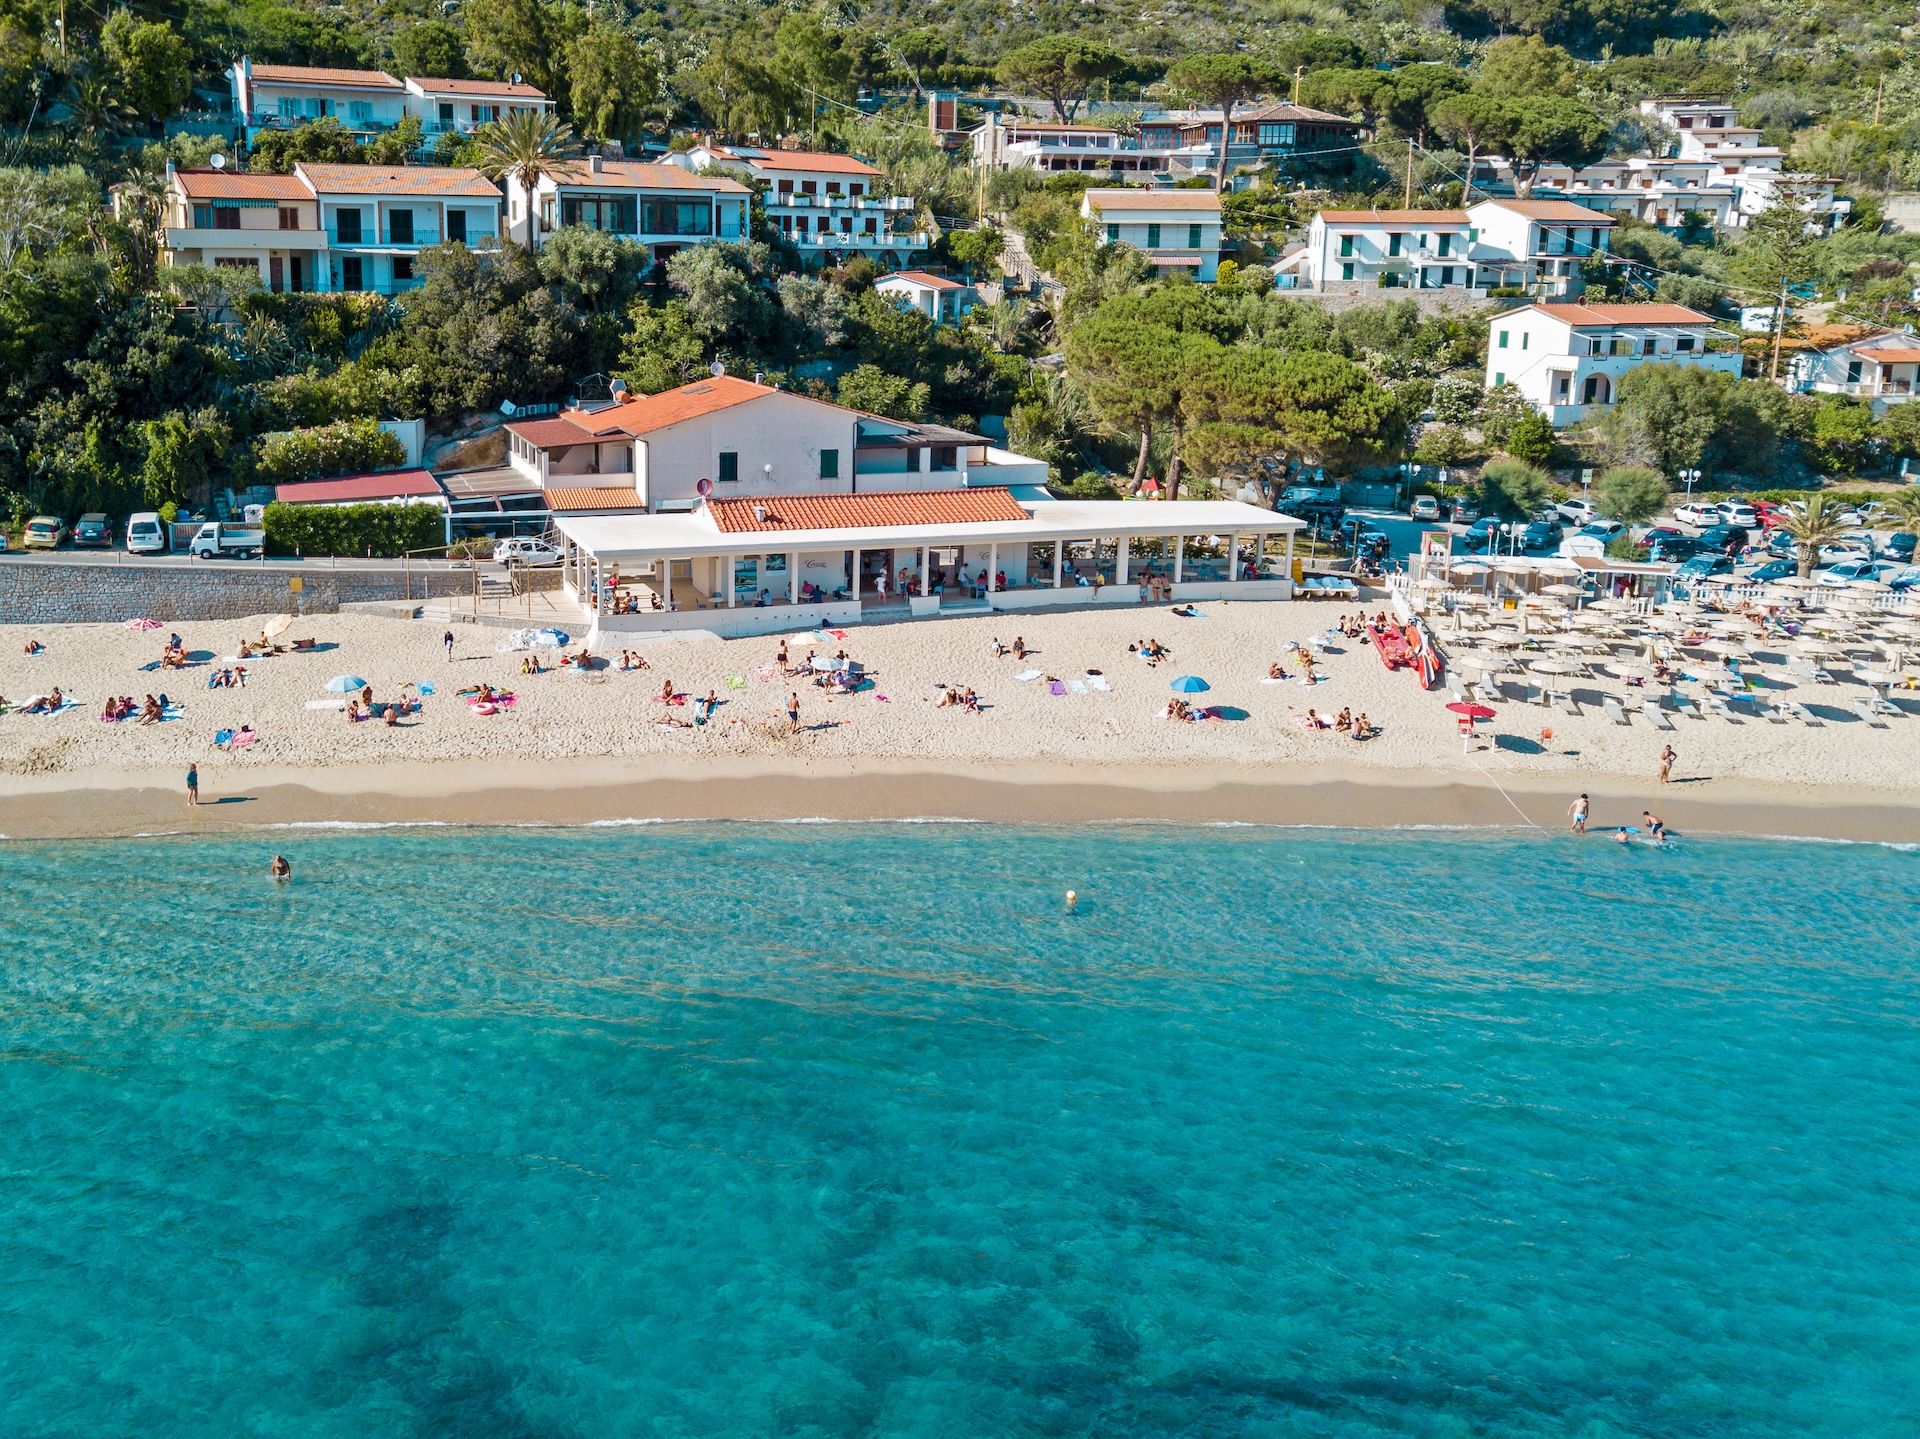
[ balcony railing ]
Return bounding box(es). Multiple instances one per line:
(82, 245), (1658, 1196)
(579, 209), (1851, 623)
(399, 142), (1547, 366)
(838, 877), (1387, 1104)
(328, 227), (443, 247)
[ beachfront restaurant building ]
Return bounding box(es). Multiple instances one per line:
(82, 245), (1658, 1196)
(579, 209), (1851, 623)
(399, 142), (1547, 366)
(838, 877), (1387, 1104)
(553, 492), (1306, 642)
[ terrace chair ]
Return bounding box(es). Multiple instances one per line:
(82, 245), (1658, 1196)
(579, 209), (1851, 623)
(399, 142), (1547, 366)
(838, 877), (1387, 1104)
(1636, 698), (1676, 730)
(1551, 690), (1580, 716)
(1671, 693), (1705, 721)
(1851, 697), (1891, 728)
(1784, 701), (1824, 727)
(1601, 694), (1631, 726)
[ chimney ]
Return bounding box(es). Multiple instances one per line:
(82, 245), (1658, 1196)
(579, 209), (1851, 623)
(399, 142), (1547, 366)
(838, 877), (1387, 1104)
(753, 504), (768, 522)
(589, 155), (603, 173)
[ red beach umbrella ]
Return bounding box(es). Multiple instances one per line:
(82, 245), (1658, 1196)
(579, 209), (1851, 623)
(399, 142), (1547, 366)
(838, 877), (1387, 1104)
(1445, 702), (1497, 720)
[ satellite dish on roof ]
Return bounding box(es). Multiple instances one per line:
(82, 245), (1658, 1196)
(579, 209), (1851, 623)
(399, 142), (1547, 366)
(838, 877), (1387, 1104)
(696, 477), (714, 498)
(709, 359), (726, 377)
(210, 153), (227, 169)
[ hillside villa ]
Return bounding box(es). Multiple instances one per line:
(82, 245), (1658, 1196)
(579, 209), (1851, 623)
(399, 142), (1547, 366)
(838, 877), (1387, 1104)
(1080, 189), (1223, 281)
(504, 157), (751, 258)
(1487, 302), (1740, 425)
(674, 144), (928, 263)
(1785, 328), (1920, 408)
(228, 58), (552, 151)
(1284, 199), (1614, 295)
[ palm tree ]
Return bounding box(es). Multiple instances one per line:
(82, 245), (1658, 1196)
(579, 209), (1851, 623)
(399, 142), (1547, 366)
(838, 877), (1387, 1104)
(1887, 488), (1920, 548)
(67, 72), (136, 137)
(1777, 494), (1850, 578)
(475, 110), (576, 251)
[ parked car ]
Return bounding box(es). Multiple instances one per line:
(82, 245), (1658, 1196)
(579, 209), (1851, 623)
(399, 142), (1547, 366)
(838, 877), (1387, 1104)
(73, 512), (112, 548)
(1890, 564), (1920, 593)
(1752, 501), (1791, 529)
(1715, 502), (1759, 528)
(1740, 559), (1798, 584)
(1818, 558), (1905, 586)
(1879, 532), (1917, 562)
(1577, 519), (1625, 541)
(1765, 530), (1800, 559)
(125, 512), (167, 554)
(1556, 497), (1597, 525)
(493, 537), (564, 567)
(22, 515), (65, 549)
(1408, 494), (1442, 521)
(1645, 534), (1705, 562)
(1673, 502), (1722, 527)
(1816, 537), (1874, 563)
(1695, 524), (1750, 554)
(1450, 499), (1479, 525)
(1676, 554), (1737, 580)
(1521, 519), (1564, 551)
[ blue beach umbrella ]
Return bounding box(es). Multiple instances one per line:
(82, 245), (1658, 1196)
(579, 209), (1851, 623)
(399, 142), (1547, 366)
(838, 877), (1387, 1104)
(323, 675), (369, 693)
(1169, 675), (1210, 694)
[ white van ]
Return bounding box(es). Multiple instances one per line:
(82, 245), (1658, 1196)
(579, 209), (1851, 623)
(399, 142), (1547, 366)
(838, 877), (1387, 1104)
(126, 512), (168, 554)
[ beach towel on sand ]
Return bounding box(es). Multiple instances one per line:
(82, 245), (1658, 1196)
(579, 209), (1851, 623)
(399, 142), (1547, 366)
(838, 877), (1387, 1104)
(1014, 669), (1044, 682)
(826, 628), (849, 640)
(1068, 679), (1088, 694)
(1048, 680), (1067, 696)
(755, 665), (779, 683)
(1087, 675), (1111, 691)
(725, 675), (746, 690)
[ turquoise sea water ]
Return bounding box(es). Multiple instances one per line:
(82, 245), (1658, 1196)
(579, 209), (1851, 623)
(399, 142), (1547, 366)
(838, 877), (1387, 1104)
(1, 823), (1916, 1437)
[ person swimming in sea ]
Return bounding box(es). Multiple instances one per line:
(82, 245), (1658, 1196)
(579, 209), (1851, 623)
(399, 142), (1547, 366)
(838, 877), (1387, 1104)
(270, 855), (292, 879)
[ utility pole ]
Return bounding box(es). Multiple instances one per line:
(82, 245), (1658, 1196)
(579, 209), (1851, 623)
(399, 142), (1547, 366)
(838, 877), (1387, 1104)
(1874, 74), (1883, 126)
(1292, 67), (1304, 105)
(1405, 138), (1415, 210)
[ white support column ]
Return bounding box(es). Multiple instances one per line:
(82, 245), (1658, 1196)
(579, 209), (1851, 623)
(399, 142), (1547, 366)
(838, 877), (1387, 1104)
(1052, 541), (1063, 588)
(789, 551), (800, 606)
(920, 547), (930, 595)
(1228, 534), (1240, 584)
(988, 543), (998, 592)
(726, 553), (736, 607)
(1173, 535), (1184, 584)
(851, 547), (861, 599)
(1285, 530), (1295, 575)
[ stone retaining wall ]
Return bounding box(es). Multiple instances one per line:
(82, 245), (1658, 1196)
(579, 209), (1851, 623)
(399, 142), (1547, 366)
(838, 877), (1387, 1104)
(0, 560), (482, 625)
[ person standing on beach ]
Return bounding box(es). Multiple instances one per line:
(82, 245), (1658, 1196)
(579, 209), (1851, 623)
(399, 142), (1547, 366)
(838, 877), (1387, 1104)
(1568, 793), (1589, 833)
(186, 764), (199, 806)
(787, 692), (800, 733)
(1659, 745), (1677, 783)
(444, 630), (454, 662)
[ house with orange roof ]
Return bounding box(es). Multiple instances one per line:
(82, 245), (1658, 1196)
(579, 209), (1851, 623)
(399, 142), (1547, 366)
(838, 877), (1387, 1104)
(504, 156), (751, 259)
(230, 59), (409, 144)
(1486, 302), (1740, 425)
(160, 164), (325, 293)
(674, 144), (928, 263)
(1292, 209), (1473, 291)
(1079, 189), (1223, 281)
(403, 76), (551, 142)
(873, 271), (980, 322)
(1785, 328), (1920, 409)
(1465, 199), (1616, 296)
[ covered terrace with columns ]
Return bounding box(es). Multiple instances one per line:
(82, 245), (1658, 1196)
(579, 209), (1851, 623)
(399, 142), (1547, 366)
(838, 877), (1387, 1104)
(551, 491), (1306, 641)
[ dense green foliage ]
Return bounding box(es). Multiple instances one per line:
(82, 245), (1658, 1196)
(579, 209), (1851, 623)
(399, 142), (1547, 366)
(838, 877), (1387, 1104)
(255, 419), (406, 485)
(261, 499), (444, 557)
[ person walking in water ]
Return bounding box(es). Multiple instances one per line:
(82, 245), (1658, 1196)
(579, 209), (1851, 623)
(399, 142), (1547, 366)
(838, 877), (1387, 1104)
(1568, 793), (1589, 834)
(1659, 744), (1677, 783)
(186, 764), (199, 807)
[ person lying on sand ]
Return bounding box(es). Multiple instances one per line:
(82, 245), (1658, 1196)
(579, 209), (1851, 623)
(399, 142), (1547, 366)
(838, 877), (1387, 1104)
(23, 639), (44, 655)
(991, 637), (1007, 657)
(962, 688), (981, 713)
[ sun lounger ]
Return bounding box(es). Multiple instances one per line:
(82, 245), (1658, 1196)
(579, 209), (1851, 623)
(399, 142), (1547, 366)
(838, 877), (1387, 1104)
(1525, 684), (1547, 706)
(1469, 681), (1500, 706)
(1602, 695), (1631, 726)
(1671, 693), (1705, 720)
(1751, 697), (1788, 723)
(1707, 693), (1742, 722)
(1637, 699), (1675, 730)
(1851, 697), (1890, 728)
(1550, 690), (1579, 716)
(1784, 701), (1823, 727)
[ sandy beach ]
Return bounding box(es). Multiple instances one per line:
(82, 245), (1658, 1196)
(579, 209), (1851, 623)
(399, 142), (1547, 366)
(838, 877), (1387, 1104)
(3, 601), (1917, 842)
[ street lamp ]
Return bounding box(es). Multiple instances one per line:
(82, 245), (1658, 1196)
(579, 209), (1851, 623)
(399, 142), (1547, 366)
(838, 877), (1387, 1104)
(1679, 467), (1702, 500)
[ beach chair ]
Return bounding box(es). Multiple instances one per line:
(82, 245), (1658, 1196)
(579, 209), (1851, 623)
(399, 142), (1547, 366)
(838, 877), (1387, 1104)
(1784, 701), (1824, 727)
(1469, 680), (1501, 707)
(1449, 684), (1470, 705)
(1550, 690), (1580, 716)
(1671, 693), (1705, 721)
(1524, 684), (1547, 707)
(1706, 693), (1743, 723)
(1601, 694), (1631, 726)
(1636, 698), (1675, 730)
(1851, 697), (1890, 728)
(1751, 696), (1788, 724)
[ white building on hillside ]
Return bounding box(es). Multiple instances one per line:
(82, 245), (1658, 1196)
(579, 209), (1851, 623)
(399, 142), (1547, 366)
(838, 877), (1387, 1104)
(1786, 328), (1920, 408)
(1486, 302), (1740, 425)
(159, 161), (501, 295)
(1467, 199), (1615, 294)
(1290, 209), (1473, 290)
(505, 157), (750, 259)
(1080, 189), (1222, 281)
(675, 144), (927, 262)
(231, 60), (407, 145)
(874, 271), (980, 322)
(404, 76), (552, 141)
(971, 115), (1182, 179)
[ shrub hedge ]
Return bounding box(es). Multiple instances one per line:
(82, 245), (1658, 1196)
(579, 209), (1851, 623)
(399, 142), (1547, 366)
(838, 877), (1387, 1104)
(262, 501), (444, 557)
(256, 420), (407, 485)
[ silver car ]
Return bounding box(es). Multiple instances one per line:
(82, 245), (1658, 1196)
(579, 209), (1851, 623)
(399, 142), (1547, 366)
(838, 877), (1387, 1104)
(493, 537), (564, 567)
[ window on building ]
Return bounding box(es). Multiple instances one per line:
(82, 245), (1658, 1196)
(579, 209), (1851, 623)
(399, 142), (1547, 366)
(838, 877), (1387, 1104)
(389, 209), (414, 244)
(1441, 266), (1454, 285)
(826, 182), (841, 196)
(448, 209), (466, 242)
(1846, 360), (1863, 384)
(193, 205), (213, 228)
(275, 207), (295, 230)
(1146, 223), (1161, 247)
(848, 183), (862, 197)
(1188, 224), (1201, 248)
(819, 448), (839, 479)
(277, 97), (297, 118)
(392, 257), (413, 281)
(439, 103), (454, 123)
(306, 98), (330, 118)
(1341, 262), (1354, 281)
(1257, 123), (1293, 147)
(1521, 333), (1529, 350)
(931, 446), (957, 472)
(1106, 223), (1119, 242)
(342, 256), (364, 292)
(349, 101), (372, 123)
(336, 208), (362, 243)
(1437, 232), (1451, 257)
(1676, 335), (1695, 352)
(863, 218), (876, 235)
(801, 180), (817, 195)
(215, 207), (239, 231)
(718, 451), (738, 483)
(1643, 337), (1658, 355)
(1389, 232), (1403, 256)
(1497, 330), (1508, 348)
(1494, 372), (1504, 385)
(1339, 234), (1354, 257)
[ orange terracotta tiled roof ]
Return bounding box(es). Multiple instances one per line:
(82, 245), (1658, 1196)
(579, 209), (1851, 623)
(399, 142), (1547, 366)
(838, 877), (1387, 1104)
(883, 270), (968, 290)
(705, 488), (1029, 534)
(601, 376), (779, 434)
(173, 170), (311, 200)
(1319, 209), (1470, 223)
(505, 415), (602, 447)
(550, 161), (749, 193)
(1527, 303), (1716, 326)
(298, 164), (501, 197)
(710, 146), (881, 176)
(1083, 189), (1222, 212)
(406, 76), (548, 99)
(247, 64), (403, 89)
(545, 487), (650, 512)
